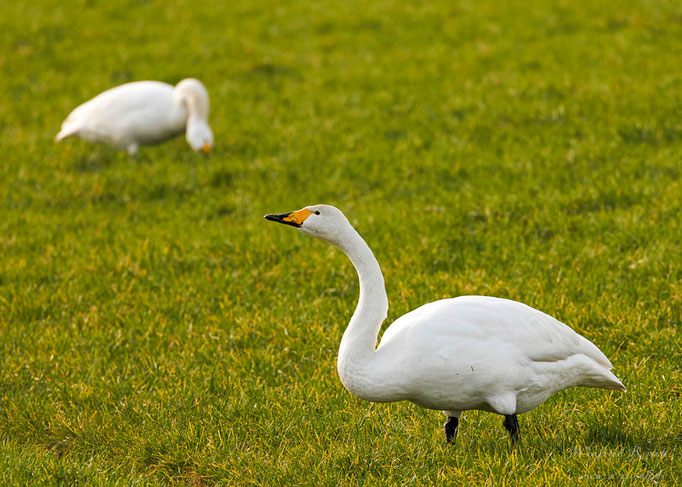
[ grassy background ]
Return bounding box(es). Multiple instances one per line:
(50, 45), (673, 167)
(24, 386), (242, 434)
(1, 0), (680, 484)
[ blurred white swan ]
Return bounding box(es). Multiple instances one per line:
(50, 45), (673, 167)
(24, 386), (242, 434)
(266, 204), (626, 444)
(55, 78), (213, 156)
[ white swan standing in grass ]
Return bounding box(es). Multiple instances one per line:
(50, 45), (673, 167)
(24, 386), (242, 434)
(55, 78), (213, 156)
(265, 204), (626, 444)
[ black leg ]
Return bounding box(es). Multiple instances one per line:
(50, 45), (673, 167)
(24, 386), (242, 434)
(502, 414), (520, 442)
(444, 416), (459, 444)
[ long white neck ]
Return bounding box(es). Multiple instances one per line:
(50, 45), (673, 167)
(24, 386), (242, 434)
(174, 80), (210, 121)
(334, 227), (388, 400)
(182, 93), (209, 121)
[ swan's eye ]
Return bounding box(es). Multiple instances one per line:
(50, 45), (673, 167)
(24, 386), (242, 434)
(315, 211), (320, 215)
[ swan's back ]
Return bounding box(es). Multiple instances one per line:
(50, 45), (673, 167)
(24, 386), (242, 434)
(379, 295), (612, 369)
(57, 81), (184, 148)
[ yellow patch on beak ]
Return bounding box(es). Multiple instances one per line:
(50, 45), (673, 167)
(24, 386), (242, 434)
(200, 143), (212, 153)
(283, 208), (313, 226)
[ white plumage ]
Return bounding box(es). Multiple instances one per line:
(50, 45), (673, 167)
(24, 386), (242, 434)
(55, 78), (213, 156)
(266, 204), (626, 444)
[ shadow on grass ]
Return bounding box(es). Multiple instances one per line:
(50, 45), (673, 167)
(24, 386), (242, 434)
(547, 424), (677, 461)
(581, 423), (680, 452)
(72, 146), (166, 172)
(72, 148), (119, 173)
(457, 416), (677, 461)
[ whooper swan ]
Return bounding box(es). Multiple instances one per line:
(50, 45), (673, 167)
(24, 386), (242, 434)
(265, 204), (626, 444)
(56, 78), (213, 156)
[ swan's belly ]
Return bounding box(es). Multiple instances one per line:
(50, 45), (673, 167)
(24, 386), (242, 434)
(134, 125), (185, 145)
(77, 116), (183, 147)
(409, 394), (495, 413)
(407, 386), (553, 414)
(369, 344), (568, 415)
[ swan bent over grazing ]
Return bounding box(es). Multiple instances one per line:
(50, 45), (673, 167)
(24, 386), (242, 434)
(55, 79), (213, 156)
(265, 205), (626, 444)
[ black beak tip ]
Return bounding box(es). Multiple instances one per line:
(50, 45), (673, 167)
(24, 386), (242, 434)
(264, 212), (301, 228)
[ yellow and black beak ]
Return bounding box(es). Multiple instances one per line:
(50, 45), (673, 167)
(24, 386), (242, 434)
(200, 143), (212, 153)
(265, 208), (313, 228)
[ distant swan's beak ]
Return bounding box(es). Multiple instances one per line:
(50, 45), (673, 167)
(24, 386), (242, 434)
(265, 208), (313, 228)
(200, 143), (212, 153)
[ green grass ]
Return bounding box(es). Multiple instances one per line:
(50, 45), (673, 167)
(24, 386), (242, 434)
(1, 0), (681, 484)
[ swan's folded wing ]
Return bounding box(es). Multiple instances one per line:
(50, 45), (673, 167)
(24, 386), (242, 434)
(379, 295), (613, 370)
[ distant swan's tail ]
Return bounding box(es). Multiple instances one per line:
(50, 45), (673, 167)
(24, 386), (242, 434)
(55, 122), (79, 142)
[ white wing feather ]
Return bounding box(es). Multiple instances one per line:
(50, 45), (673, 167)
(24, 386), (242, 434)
(379, 296), (612, 369)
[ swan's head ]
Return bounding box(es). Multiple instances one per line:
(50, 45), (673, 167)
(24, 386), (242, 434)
(265, 204), (353, 246)
(175, 78), (213, 153)
(186, 118), (214, 153)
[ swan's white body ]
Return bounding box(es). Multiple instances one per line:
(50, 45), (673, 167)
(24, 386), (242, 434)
(345, 295), (624, 416)
(55, 79), (213, 155)
(266, 205), (625, 437)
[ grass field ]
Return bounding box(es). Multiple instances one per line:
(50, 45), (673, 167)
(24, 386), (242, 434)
(1, 0), (681, 484)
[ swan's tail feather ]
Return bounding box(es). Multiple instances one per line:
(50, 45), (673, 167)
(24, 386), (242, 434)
(55, 123), (79, 142)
